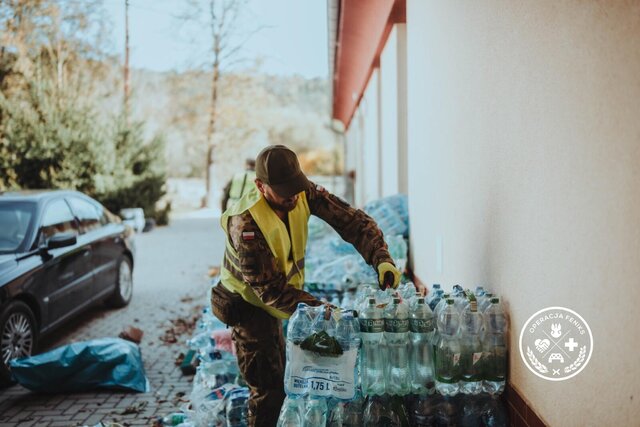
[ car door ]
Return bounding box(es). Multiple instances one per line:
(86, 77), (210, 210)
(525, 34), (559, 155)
(67, 196), (119, 299)
(39, 198), (95, 326)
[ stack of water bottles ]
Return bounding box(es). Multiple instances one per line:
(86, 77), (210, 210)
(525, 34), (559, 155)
(164, 306), (250, 427)
(278, 303), (362, 426)
(279, 281), (509, 426)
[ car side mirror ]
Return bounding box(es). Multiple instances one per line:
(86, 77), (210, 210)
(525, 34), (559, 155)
(46, 233), (77, 250)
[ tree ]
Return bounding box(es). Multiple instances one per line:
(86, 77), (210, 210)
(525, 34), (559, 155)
(177, 0), (257, 207)
(0, 0), (167, 222)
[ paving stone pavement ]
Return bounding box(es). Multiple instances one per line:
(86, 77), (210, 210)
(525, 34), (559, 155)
(0, 215), (225, 427)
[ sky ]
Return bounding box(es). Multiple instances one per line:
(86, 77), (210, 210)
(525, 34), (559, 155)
(103, 0), (329, 78)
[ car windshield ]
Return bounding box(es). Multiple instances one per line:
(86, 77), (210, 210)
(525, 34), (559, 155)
(0, 201), (35, 254)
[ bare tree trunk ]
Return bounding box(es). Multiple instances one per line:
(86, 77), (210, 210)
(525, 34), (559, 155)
(124, 0), (130, 124)
(204, 0), (221, 207)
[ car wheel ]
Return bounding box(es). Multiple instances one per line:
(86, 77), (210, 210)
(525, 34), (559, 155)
(0, 300), (37, 387)
(106, 256), (133, 308)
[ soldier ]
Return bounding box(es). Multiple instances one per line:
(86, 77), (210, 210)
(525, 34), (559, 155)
(221, 158), (257, 211)
(210, 145), (401, 427)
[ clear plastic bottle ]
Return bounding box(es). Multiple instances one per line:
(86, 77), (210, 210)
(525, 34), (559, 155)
(428, 289), (445, 311)
(478, 292), (495, 313)
(285, 303), (312, 396)
(225, 388), (249, 427)
(384, 297), (411, 396)
(459, 296), (484, 394)
(482, 297), (507, 395)
(363, 395), (401, 427)
(342, 392), (364, 426)
(355, 284), (375, 312)
(302, 398), (327, 427)
(337, 311), (361, 352)
(277, 397), (302, 427)
(409, 297), (435, 395)
(434, 299), (461, 396)
(359, 298), (386, 395)
(327, 400), (344, 427)
(160, 413), (188, 426)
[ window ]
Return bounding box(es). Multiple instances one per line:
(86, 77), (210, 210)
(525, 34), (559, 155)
(40, 199), (78, 243)
(68, 197), (102, 233)
(0, 202), (35, 253)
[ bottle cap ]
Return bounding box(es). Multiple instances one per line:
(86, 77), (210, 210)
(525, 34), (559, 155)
(368, 298), (376, 304)
(393, 298), (401, 304)
(491, 297), (499, 303)
(417, 297), (424, 304)
(446, 298), (454, 305)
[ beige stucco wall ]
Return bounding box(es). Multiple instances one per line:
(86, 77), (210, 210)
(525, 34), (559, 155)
(406, 1), (640, 425)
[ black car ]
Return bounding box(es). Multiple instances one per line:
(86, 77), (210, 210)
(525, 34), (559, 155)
(0, 190), (135, 384)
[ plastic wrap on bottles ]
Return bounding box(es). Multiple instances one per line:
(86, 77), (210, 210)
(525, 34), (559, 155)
(284, 305), (360, 400)
(364, 194), (409, 238)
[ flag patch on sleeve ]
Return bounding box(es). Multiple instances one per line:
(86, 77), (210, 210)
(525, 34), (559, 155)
(242, 231), (255, 241)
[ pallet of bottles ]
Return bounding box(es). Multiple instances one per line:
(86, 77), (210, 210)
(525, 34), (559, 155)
(277, 391), (508, 426)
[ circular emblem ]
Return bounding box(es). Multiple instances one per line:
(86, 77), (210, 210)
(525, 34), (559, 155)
(519, 306), (593, 381)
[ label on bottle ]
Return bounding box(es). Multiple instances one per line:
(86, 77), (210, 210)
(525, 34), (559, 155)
(359, 318), (384, 333)
(285, 344), (358, 400)
(385, 318), (409, 333)
(453, 353), (461, 366)
(472, 352), (482, 365)
(409, 318), (435, 333)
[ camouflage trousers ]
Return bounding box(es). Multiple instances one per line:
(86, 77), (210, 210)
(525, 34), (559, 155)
(231, 300), (286, 427)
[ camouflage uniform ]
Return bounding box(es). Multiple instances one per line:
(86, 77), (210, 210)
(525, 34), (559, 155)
(223, 182), (393, 427)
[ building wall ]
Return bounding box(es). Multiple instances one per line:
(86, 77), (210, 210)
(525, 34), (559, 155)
(380, 26), (400, 197)
(406, 1), (640, 425)
(380, 24), (409, 197)
(359, 69), (382, 205)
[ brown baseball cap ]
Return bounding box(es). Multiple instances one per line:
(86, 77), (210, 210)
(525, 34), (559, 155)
(255, 145), (310, 198)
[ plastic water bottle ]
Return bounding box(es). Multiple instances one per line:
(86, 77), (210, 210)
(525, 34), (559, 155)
(342, 392), (364, 426)
(226, 388), (249, 427)
(411, 394), (439, 427)
(460, 395), (483, 427)
(384, 297), (410, 396)
(160, 413), (188, 426)
(355, 285), (375, 312)
(460, 296), (484, 394)
(359, 298), (386, 395)
(452, 284), (464, 297)
(310, 305), (337, 337)
(407, 291), (422, 311)
(434, 299), (461, 396)
(277, 397), (302, 427)
(302, 398), (327, 426)
(409, 297), (435, 395)
(433, 293), (451, 318)
(426, 285), (441, 307)
(481, 394), (509, 426)
(327, 401), (344, 427)
(341, 292), (355, 310)
(363, 395), (401, 427)
(428, 289), (445, 311)
(478, 292), (495, 313)
(483, 297), (507, 395)
(337, 311), (361, 351)
(287, 303), (312, 344)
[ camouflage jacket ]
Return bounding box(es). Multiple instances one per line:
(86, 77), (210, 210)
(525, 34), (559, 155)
(225, 182), (394, 315)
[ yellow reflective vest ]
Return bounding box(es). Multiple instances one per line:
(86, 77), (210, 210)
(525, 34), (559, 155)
(219, 187), (309, 319)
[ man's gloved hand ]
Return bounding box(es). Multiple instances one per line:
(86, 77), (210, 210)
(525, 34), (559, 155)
(377, 262), (401, 290)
